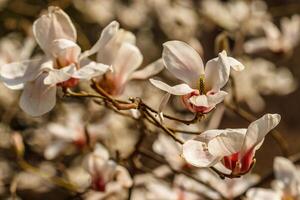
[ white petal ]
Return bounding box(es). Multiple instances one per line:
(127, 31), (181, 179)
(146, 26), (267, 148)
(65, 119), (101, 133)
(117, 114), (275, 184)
(240, 114), (281, 157)
(227, 57), (245, 71)
(51, 39), (81, 63)
(162, 40), (204, 85)
(47, 123), (74, 141)
(130, 59), (164, 80)
(183, 139), (220, 167)
(207, 91), (228, 107)
(111, 42), (143, 83)
(150, 79), (194, 95)
(33, 6), (77, 55)
(188, 95), (209, 107)
(244, 38), (269, 54)
(246, 188), (281, 200)
(73, 62), (111, 80)
(44, 65), (76, 85)
(19, 74), (57, 116)
(205, 52), (230, 91)
(208, 129), (247, 157)
(80, 21), (119, 59)
(264, 21), (281, 40)
(0, 59), (44, 89)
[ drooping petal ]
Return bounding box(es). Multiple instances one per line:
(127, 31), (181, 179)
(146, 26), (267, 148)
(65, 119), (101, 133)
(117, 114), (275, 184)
(130, 59), (164, 80)
(208, 129), (247, 157)
(111, 42), (143, 84)
(33, 6), (77, 55)
(19, 73), (57, 117)
(183, 139), (220, 168)
(80, 21), (119, 60)
(0, 59), (45, 89)
(227, 57), (245, 71)
(162, 40), (204, 86)
(44, 65), (76, 85)
(72, 62), (111, 80)
(150, 79), (194, 95)
(240, 114), (281, 157)
(51, 39), (81, 66)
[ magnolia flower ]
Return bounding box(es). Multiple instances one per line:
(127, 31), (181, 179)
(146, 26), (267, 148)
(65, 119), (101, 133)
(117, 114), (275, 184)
(244, 15), (300, 54)
(84, 144), (132, 199)
(183, 114), (281, 176)
(95, 21), (163, 97)
(150, 40), (244, 114)
(0, 7), (111, 116)
(230, 58), (297, 112)
(246, 157), (300, 200)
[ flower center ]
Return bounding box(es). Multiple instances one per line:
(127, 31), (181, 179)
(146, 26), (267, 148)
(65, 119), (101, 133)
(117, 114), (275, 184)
(199, 74), (205, 95)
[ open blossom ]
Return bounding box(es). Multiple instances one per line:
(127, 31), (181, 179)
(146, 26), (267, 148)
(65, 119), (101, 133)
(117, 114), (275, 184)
(84, 144), (132, 199)
(150, 40), (244, 114)
(246, 157), (300, 200)
(244, 15), (300, 54)
(95, 21), (163, 97)
(183, 114), (281, 176)
(0, 7), (111, 116)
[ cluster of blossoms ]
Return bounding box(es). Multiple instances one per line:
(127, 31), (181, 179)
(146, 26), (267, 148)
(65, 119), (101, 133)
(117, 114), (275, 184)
(0, 1), (298, 200)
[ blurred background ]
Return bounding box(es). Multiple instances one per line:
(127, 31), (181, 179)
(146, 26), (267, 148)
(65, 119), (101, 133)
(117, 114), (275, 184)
(0, 0), (300, 199)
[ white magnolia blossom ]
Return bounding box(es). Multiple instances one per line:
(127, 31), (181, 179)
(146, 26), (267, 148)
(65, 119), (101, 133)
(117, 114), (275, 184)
(183, 114), (281, 175)
(84, 144), (132, 200)
(244, 15), (300, 54)
(230, 58), (297, 112)
(150, 40), (244, 114)
(0, 7), (112, 116)
(95, 20), (163, 96)
(246, 157), (300, 200)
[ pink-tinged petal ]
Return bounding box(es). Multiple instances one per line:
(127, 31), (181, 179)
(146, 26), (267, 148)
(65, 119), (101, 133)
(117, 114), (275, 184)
(80, 21), (119, 60)
(44, 65), (76, 85)
(73, 62), (111, 80)
(51, 39), (81, 66)
(182, 140), (220, 167)
(274, 157), (298, 184)
(19, 73), (57, 116)
(0, 59), (45, 89)
(111, 43), (143, 83)
(33, 7), (77, 55)
(207, 91), (228, 107)
(150, 79), (194, 95)
(240, 114), (281, 157)
(130, 59), (164, 80)
(246, 188), (281, 200)
(208, 129), (247, 157)
(188, 95), (209, 107)
(97, 28), (136, 66)
(162, 40), (204, 86)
